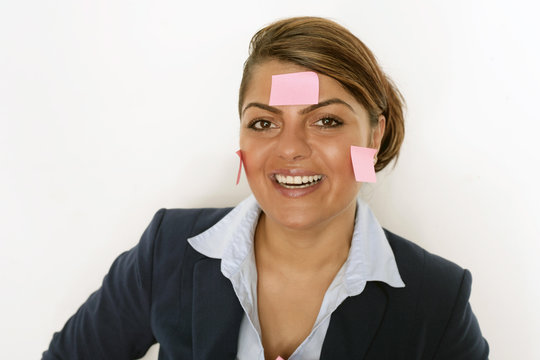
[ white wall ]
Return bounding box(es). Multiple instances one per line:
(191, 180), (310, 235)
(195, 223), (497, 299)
(1, 1), (538, 359)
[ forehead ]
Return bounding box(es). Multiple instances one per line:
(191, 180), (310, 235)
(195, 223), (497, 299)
(244, 60), (357, 106)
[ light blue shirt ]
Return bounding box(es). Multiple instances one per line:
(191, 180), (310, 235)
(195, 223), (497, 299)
(188, 195), (405, 360)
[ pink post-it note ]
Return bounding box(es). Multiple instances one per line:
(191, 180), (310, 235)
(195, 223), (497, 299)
(350, 146), (377, 183)
(269, 71), (319, 106)
(275, 357), (285, 360)
(236, 150), (243, 185)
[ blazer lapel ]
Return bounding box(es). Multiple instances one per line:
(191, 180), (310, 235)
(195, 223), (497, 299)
(320, 282), (388, 359)
(192, 258), (244, 360)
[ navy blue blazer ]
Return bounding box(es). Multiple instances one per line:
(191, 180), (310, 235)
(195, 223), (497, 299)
(43, 207), (489, 359)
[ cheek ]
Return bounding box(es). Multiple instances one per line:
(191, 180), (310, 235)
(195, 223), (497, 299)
(312, 138), (353, 174)
(321, 142), (344, 161)
(239, 135), (272, 176)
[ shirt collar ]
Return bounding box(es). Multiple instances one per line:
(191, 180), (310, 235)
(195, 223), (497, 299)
(188, 195), (405, 291)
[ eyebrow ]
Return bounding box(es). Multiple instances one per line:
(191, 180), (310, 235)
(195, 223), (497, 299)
(241, 98), (355, 116)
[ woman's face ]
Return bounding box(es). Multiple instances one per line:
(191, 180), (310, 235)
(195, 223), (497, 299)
(239, 60), (384, 231)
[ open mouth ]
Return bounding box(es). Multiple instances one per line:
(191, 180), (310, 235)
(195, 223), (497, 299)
(274, 174), (323, 189)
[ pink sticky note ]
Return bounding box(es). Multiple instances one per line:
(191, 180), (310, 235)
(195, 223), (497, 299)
(235, 150), (243, 185)
(275, 357), (285, 360)
(269, 71), (319, 106)
(350, 146), (377, 183)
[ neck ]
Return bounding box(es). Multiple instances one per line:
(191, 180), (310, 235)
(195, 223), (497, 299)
(254, 200), (356, 276)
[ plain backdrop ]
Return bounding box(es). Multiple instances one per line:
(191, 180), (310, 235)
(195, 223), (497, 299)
(1, 1), (539, 359)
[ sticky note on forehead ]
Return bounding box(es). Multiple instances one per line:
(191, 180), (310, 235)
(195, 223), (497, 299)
(269, 71), (319, 106)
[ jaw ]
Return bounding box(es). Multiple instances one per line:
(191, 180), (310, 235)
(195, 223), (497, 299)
(259, 195), (358, 238)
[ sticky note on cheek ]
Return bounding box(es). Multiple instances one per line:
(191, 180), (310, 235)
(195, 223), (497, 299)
(269, 71), (319, 106)
(350, 146), (377, 183)
(236, 150), (243, 185)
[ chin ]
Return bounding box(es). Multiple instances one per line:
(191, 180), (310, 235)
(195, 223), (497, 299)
(267, 210), (328, 231)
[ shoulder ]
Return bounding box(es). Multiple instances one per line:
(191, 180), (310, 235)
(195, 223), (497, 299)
(156, 207), (234, 238)
(136, 207), (233, 271)
(382, 229), (470, 335)
(383, 228), (467, 294)
(381, 229), (489, 358)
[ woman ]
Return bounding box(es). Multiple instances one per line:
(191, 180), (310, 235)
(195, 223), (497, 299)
(43, 17), (489, 360)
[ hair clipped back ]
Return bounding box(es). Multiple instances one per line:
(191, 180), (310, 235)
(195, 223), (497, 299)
(239, 17), (405, 172)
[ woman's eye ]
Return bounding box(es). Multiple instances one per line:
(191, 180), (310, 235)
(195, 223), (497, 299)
(314, 117), (342, 127)
(250, 119), (277, 130)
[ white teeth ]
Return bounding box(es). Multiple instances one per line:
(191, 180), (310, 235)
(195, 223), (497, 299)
(275, 173), (323, 187)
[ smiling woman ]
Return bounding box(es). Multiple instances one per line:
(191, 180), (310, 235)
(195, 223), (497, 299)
(240, 60), (381, 232)
(43, 17), (489, 360)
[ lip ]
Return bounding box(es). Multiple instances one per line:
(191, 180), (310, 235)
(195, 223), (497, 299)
(269, 168), (325, 198)
(270, 168), (323, 177)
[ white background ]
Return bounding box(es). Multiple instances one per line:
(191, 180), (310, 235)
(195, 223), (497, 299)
(1, 1), (539, 359)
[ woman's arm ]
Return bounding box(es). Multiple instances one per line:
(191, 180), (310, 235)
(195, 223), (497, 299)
(433, 269), (489, 360)
(42, 209), (166, 360)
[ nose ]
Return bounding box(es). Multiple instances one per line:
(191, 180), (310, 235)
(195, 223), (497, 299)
(276, 122), (312, 161)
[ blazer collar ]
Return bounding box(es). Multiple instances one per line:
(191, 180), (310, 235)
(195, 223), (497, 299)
(320, 282), (388, 359)
(191, 258), (244, 360)
(190, 258), (388, 360)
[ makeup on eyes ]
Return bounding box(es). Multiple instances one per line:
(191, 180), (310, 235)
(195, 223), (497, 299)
(246, 113), (346, 132)
(311, 114), (344, 128)
(248, 119), (277, 130)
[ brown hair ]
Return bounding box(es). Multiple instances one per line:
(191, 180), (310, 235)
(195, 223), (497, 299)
(238, 17), (405, 172)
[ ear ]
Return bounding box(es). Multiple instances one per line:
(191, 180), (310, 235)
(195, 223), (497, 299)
(370, 115), (386, 151)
